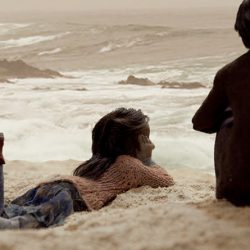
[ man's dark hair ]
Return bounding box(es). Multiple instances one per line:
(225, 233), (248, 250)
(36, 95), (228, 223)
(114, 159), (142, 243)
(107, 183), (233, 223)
(235, 0), (250, 48)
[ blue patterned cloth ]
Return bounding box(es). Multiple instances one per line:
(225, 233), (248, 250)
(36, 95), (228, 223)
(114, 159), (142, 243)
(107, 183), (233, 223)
(1, 181), (86, 228)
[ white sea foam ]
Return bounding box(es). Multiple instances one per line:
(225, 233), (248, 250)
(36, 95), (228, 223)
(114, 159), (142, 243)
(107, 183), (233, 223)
(99, 43), (113, 53)
(0, 64), (214, 171)
(0, 32), (70, 49)
(0, 16), (238, 170)
(38, 48), (62, 56)
(0, 23), (31, 34)
(99, 38), (144, 53)
(0, 23), (31, 28)
(156, 32), (170, 37)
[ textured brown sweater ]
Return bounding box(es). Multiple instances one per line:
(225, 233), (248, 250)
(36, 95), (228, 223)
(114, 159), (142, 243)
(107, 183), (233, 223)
(39, 155), (174, 211)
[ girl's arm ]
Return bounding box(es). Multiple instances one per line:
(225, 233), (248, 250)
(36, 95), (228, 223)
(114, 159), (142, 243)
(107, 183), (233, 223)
(124, 156), (174, 188)
(137, 162), (174, 188)
(133, 134), (174, 187)
(192, 69), (229, 134)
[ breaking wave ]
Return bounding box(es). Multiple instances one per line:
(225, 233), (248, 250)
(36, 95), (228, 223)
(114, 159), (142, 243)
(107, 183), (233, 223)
(0, 32), (70, 49)
(38, 48), (62, 56)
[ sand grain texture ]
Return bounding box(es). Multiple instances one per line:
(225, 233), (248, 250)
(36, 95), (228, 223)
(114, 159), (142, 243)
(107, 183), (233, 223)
(0, 161), (249, 250)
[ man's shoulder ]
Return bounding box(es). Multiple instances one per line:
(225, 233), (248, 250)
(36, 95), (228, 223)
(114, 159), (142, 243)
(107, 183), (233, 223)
(217, 51), (250, 77)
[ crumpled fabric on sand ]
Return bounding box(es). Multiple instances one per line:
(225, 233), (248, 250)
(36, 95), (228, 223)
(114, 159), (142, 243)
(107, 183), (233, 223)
(0, 182), (84, 228)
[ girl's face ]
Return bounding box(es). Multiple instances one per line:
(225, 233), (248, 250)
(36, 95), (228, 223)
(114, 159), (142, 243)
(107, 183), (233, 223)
(140, 123), (154, 149)
(129, 123), (151, 157)
(140, 123), (150, 138)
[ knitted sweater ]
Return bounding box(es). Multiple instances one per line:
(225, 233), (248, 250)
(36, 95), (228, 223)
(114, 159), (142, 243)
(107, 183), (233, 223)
(39, 155), (174, 211)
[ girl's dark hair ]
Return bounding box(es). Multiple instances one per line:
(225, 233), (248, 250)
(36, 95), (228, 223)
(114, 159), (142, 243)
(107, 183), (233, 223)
(73, 107), (149, 179)
(235, 0), (250, 48)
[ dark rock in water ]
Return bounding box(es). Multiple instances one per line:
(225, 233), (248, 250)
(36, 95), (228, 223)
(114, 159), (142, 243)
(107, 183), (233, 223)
(0, 59), (63, 79)
(75, 87), (87, 91)
(0, 78), (13, 84)
(118, 75), (156, 86)
(159, 81), (206, 89)
(118, 75), (206, 89)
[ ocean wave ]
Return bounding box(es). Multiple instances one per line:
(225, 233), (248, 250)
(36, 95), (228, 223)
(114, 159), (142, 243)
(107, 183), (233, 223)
(99, 43), (113, 53)
(0, 23), (31, 34)
(105, 24), (170, 33)
(93, 24), (228, 41)
(99, 38), (145, 53)
(38, 48), (62, 56)
(0, 23), (30, 28)
(0, 32), (70, 49)
(159, 81), (207, 89)
(97, 26), (224, 54)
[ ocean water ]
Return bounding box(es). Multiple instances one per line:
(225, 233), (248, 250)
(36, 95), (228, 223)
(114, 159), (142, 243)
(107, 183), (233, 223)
(0, 11), (246, 171)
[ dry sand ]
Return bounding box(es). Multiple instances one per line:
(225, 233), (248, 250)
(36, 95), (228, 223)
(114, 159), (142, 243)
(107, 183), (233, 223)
(0, 160), (249, 250)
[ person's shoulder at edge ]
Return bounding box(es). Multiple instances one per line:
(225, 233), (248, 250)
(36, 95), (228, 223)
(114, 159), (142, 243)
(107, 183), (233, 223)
(191, 54), (241, 134)
(217, 50), (250, 77)
(210, 51), (250, 94)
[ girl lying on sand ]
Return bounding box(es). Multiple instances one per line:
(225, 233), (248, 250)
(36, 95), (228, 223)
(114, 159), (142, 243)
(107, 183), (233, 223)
(0, 108), (174, 229)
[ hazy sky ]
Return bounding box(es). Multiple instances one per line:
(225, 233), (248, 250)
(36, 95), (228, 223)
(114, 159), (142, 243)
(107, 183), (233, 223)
(0, 0), (243, 12)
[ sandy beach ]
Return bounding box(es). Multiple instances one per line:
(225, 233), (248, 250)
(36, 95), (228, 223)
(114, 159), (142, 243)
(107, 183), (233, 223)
(1, 1), (249, 249)
(0, 160), (249, 250)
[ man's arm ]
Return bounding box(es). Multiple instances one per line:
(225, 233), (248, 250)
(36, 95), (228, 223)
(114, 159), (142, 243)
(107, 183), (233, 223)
(192, 70), (229, 133)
